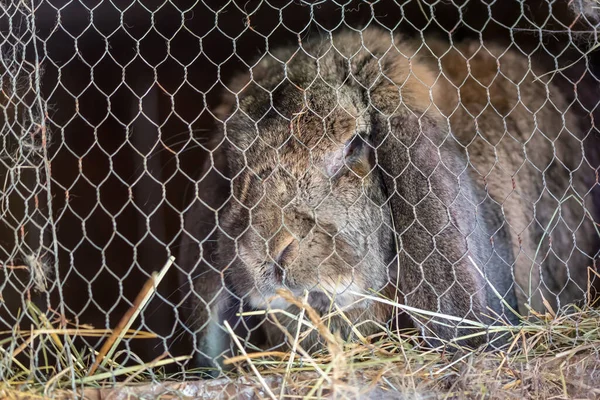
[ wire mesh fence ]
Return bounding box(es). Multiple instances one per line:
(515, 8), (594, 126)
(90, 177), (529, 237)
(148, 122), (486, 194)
(1, 0), (600, 397)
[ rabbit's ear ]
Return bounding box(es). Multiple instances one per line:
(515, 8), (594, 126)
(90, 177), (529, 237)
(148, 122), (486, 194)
(373, 111), (518, 346)
(373, 112), (467, 229)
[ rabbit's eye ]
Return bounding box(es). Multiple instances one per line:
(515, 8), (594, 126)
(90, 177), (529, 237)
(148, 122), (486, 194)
(324, 134), (371, 177)
(344, 134), (371, 164)
(344, 136), (364, 161)
(342, 134), (372, 177)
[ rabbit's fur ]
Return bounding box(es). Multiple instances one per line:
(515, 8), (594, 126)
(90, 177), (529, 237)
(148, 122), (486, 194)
(180, 28), (599, 368)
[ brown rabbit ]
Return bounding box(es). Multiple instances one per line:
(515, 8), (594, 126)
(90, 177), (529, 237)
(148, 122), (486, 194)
(180, 28), (599, 370)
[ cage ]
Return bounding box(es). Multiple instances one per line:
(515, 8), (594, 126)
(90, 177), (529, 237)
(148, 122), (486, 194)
(1, 0), (600, 398)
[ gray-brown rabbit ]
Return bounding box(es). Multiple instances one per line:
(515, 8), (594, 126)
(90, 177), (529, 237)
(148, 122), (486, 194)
(179, 28), (600, 370)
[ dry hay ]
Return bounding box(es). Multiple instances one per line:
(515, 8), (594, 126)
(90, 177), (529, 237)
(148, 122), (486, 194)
(1, 272), (600, 400)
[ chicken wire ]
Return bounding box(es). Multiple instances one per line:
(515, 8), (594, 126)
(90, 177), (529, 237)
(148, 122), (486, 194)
(0, 0), (600, 391)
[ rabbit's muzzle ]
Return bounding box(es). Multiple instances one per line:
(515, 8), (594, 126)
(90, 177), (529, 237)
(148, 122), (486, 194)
(231, 223), (379, 314)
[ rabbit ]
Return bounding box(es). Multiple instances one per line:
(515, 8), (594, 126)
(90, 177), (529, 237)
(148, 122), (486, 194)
(181, 28), (600, 370)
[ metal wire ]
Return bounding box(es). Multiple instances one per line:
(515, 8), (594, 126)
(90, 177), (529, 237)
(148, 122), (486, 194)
(1, 0), (599, 390)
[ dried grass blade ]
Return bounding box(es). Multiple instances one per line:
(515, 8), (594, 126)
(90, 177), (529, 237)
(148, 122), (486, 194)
(223, 320), (278, 400)
(88, 256), (174, 375)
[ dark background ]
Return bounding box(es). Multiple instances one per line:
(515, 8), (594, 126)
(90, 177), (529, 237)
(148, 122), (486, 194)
(1, 0), (599, 376)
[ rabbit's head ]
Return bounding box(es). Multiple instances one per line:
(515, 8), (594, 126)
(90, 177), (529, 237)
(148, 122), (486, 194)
(214, 30), (444, 316)
(216, 88), (394, 313)
(220, 122), (392, 313)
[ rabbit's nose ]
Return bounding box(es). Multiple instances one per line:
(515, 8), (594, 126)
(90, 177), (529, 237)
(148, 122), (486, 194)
(270, 236), (299, 269)
(271, 238), (298, 284)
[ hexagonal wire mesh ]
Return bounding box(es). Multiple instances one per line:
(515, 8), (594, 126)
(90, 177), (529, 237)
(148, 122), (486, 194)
(1, 0), (600, 393)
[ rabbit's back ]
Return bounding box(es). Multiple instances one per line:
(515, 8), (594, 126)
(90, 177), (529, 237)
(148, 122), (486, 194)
(428, 39), (598, 312)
